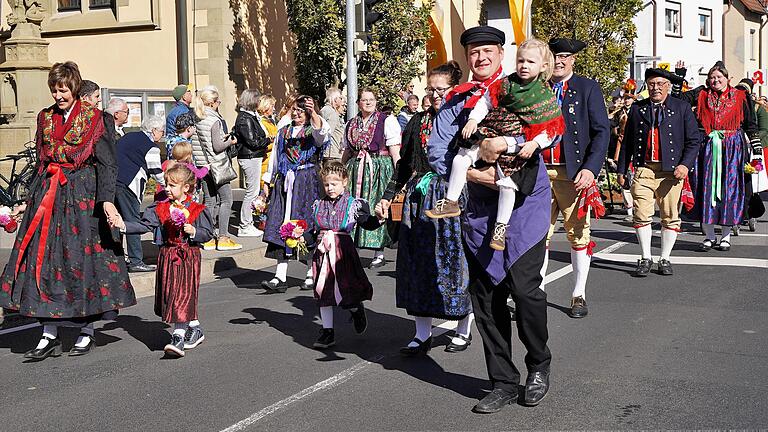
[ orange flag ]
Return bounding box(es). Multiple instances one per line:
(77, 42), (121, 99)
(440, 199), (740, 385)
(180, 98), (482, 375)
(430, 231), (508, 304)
(508, 0), (529, 45)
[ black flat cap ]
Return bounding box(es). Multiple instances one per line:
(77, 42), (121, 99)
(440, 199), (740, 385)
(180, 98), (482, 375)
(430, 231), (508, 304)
(645, 68), (683, 84)
(460, 26), (505, 47)
(548, 38), (586, 55)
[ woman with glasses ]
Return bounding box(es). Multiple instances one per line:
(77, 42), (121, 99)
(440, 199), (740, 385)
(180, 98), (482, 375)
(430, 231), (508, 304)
(260, 96), (330, 292)
(376, 61), (474, 355)
(342, 89), (402, 269)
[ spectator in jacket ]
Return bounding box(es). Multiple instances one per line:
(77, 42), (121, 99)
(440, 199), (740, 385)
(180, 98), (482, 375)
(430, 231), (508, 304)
(320, 87), (346, 162)
(397, 94), (419, 131)
(115, 115), (167, 272)
(166, 84), (193, 139)
(79, 80), (101, 108)
(233, 89), (270, 237)
(257, 94), (278, 192)
(105, 97), (129, 140)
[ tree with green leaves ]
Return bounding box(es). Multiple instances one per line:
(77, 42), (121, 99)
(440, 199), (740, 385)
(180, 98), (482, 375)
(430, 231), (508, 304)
(531, 0), (643, 96)
(285, 0), (431, 107)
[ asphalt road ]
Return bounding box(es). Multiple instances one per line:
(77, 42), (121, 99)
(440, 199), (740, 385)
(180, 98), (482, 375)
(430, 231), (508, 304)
(0, 212), (766, 431)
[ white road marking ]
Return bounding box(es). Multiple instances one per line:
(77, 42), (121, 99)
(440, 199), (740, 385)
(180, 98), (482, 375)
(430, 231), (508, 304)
(0, 322), (39, 336)
(219, 357), (380, 431)
(593, 253), (768, 268)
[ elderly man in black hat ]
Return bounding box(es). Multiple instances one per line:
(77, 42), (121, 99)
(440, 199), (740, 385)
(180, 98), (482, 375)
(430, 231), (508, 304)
(428, 25), (552, 414)
(618, 68), (700, 276)
(541, 38), (610, 318)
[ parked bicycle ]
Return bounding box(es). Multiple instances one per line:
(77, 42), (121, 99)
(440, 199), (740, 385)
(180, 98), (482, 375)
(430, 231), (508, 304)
(0, 141), (37, 207)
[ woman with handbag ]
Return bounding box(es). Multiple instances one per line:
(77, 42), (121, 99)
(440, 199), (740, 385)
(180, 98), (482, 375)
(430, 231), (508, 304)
(260, 95), (329, 292)
(191, 88), (242, 251)
(376, 62), (474, 355)
(233, 89), (270, 237)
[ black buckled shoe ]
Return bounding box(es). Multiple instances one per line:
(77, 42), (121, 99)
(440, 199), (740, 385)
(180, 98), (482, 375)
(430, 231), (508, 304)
(300, 279), (315, 291)
(68, 334), (95, 356)
(699, 239), (714, 252)
(349, 304), (368, 335)
(633, 258), (653, 277)
(445, 333), (472, 353)
(569, 296), (588, 318)
(399, 336), (432, 357)
(24, 336), (62, 361)
(368, 256), (386, 269)
(715, 240), (731, 251)
(472, 388), (518, 414)
(657, 258), (673, 276)
(313, 328), (335, 349)
(522, 370), (550, 406)
(261, 279), (288, 293)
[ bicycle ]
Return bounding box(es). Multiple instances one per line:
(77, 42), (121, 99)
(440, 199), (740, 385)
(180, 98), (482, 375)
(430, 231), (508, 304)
(0, 141), (37, 207)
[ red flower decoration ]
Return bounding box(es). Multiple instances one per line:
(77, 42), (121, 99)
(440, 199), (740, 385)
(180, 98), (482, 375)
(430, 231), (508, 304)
(93, 244), (104, 253)
(1, 282), (11, 293)
(78, 201), (88, 211)
(55, 271), (63, 281)
(86, 289), (95, 300)
(108, 262), (120, 273)
(72, 268), (83, 280)
(100, 286), (110, 296)
(296, 219), (308, 230)
(88, 199), (95, 209)
(84, 245), (92, 255)
(71, 225), (79, 235)
(40, 291), (51, 303)
(66, 291), (75, 303)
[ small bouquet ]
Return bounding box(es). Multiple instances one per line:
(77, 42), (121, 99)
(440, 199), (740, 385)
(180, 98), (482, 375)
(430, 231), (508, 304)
(279, 219), (309, 255)
(252, 195), (268, 230)
(745, 158), (764, 175)
(170, 201), (190, 228)
(0, 206), (18, 233)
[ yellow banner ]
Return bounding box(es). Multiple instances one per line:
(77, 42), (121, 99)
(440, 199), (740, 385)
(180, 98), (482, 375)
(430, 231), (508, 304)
(508, 0), (528, 45)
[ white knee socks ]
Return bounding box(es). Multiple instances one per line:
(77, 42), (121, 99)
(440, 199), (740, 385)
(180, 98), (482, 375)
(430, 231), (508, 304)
(451, 313), (474, 346)
(660, 229), (678, 260)
(446, 153), (473, 201)
(409, 316), (433, 347)
(636, 224), (653, 259)
(571, 248), (590, 299)
(319, 306), (334, 329)
(496, 186), (516, 225)
(274, 260), (288, 282)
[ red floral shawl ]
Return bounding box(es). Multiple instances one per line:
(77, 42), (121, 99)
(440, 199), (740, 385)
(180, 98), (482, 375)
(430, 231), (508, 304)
(36, 99), (105, 172)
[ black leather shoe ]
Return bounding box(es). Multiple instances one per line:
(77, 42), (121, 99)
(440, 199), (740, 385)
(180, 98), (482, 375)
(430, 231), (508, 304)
(368, 256), (386, 269)
(633, 258), (652, 277)
(569, 296), (588, 318)
(300, 279), (315, 291)
(68, 334), (94, 356)
(24, 337), (62, 360)
(128, 263), (156, 273)
(445, 333), (471, 353)
(261, 279), (288, 293)
(699, 239), (714, 252)
(399, 336), (432, 356)
(522, 370), (550, 406)
(715, 240), (731, 251)
(657, 258), (673, 276)
(472, 388), (517, 414)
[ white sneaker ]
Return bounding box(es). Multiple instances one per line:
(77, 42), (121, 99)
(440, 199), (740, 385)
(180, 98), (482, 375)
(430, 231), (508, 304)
(238, 225), (263, 237)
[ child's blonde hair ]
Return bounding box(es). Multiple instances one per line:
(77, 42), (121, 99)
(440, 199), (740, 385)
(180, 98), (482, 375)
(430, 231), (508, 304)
(171, 140), (193, 163)
(319, 160), (349, 180)
(164, 163), (196, 188)
(517, 38), (555, 82)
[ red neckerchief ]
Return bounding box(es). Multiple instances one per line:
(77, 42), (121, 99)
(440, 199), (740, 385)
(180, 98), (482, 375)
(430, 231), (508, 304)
(444, 67), (503, 109)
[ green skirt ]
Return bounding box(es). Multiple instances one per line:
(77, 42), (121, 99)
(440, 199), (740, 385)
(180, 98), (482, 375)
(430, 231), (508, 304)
(346, 153), (393, 249)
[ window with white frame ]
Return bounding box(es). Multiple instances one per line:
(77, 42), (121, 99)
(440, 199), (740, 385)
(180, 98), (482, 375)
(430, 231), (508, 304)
(699, 8), (712, 41)
(665, 1), (682, 37)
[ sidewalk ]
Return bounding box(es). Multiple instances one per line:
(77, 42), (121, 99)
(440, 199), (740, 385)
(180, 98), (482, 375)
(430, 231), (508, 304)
(0, 188), (275, 301)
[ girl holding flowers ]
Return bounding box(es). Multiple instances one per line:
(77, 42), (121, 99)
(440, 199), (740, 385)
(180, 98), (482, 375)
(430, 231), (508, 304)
(115, 164), (214, 358)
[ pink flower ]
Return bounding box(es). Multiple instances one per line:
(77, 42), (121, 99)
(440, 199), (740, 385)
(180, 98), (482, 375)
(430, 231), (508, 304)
(279, 222), (296, 240)
(170, 207), (187, 227)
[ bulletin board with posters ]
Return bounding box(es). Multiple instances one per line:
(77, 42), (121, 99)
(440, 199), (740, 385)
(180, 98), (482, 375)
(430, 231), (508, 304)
(100, 88), (176, 134)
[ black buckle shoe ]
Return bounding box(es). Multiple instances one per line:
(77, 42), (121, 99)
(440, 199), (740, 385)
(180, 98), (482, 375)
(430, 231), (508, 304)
(399, 336), (432, 357)
(569, 296), (588, 318)
(699, 239), (714, 252)
(522, 370), (550, 406)
(24, 336), (62, 360)
(368, 256), (386, 269)
(657, 258), (673, 276)
(349, 304), (368, 334)
(472, 388), (518, 414)
(633, 258), (652, 277)
(445, 333), (472, 353)
(715, 240), (731, 251)
(313, 328), (335, 349)
(300, 279), (315, 291)
(261, 279), (288, 293)
(68, 334), (95, 356)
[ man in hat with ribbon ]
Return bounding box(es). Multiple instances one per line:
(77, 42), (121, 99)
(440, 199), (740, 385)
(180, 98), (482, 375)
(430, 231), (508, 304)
(428, 25), (552, 414)
(618, 68), (700, 276)
(166, 84), (194, 139)
(542, 38), (610, 319)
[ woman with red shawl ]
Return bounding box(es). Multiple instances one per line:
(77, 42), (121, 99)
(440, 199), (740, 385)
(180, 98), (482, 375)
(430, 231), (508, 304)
(0, 61), (136, 360)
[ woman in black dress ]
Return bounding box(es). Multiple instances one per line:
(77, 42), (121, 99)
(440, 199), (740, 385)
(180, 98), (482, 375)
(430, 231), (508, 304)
(0, 61), (136, 360)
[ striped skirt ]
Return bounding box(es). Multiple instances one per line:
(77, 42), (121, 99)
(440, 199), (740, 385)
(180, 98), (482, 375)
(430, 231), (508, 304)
(346, 153), (393, 249)
(155, 243), (201, 323)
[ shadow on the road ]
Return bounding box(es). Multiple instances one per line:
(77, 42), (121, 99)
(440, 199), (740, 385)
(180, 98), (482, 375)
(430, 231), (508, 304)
(100, 315), (169, 352)
(232, 296), (488, 400)
(591, 259), (636, 276)
(546, 301), (571, 316)
(227, 268), (307, 293)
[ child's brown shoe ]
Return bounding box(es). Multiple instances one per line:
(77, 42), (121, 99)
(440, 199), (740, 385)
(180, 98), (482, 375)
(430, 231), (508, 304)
(490, 222), (508, 251)
(425, 199), (461, 219)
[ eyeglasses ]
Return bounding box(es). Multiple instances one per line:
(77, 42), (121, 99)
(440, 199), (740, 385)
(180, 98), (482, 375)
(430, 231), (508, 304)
(425, 86), (452, 95)
(291, 108), (306, 114)
(555, 54), (573, 61)
(115, 110), (128, 115)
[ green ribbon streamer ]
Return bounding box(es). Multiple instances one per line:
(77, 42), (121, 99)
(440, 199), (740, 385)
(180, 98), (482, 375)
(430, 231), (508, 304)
(709, 130), (724, 208)
(415, 171), (438, 197)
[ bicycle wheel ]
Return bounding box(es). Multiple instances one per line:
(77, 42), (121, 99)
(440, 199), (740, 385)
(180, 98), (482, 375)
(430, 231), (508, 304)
(12, 170), (33, 204)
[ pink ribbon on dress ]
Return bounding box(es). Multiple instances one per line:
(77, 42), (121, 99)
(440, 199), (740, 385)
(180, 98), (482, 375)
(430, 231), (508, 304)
(314, 230), (348, 305)
(354, 149), (374, 198)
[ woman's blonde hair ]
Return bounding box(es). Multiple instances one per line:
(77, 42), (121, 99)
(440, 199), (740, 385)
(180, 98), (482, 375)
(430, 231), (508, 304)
(193, 88), (220, 119)
(257, 94), (277, 116)
(171, 140), (193, 163)
(517, 38), (555, 82)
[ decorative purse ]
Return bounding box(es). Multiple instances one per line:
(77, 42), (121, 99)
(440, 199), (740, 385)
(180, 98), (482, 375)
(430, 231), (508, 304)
(390, 190), (405, 222)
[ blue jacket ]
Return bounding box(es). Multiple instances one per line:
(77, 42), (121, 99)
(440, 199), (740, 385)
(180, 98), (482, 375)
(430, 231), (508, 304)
(165, 101), (192, 138)
(556, 74), (610, 179)
(618, 97), (701, 174)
